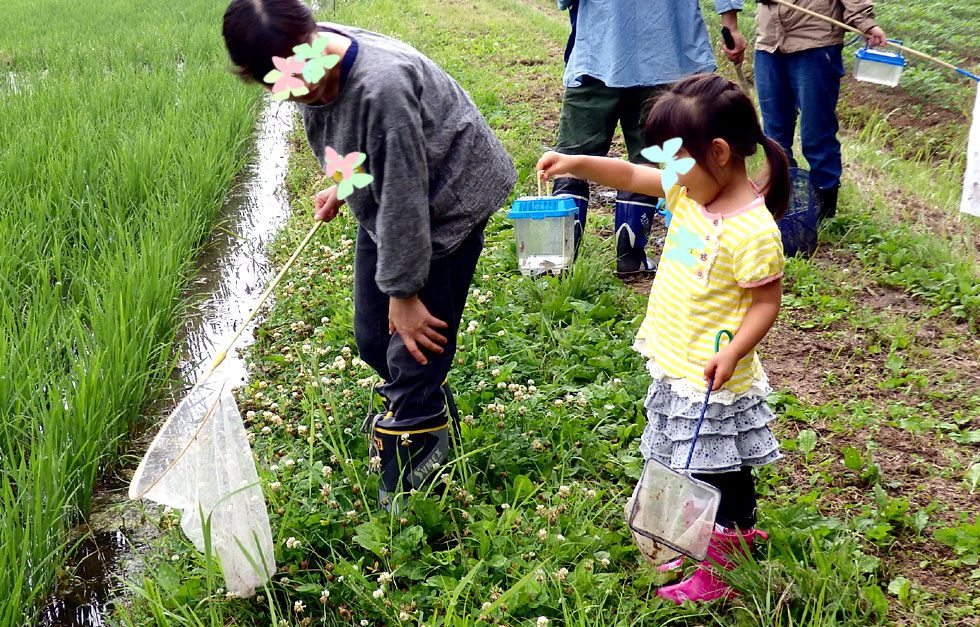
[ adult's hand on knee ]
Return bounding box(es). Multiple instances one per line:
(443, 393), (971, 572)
(388, 295), (448, 366)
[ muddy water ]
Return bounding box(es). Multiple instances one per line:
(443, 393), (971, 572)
(40, 99), (296, 626)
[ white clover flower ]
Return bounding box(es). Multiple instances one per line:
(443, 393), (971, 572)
(554, 399), (564, 407)
(558, 485), (571, 498)
(320, 589), (330, 603)
(268, 481), (281, 492)
(537, 618), (549, 627)
(481, 602), (492, 611)
(556, 567), (569, 581)
(346, 510), (358, 519)
(500, 503), (510, 510)
(372, 587), (385, 599)
(586, 489), (597, 498)
(496, 330), (506, 337)
(322, 465), (333, 478)
(294, 600), (305, 613)
(283, 459), (295, 468)
(297, 424), (308, 435)
(285, 536), (300, 549)
(246, 410), (256, 420)
(555, 534), (566, 542)
(399, 610), (411, 621)
(378, 571), (393, 586)
(537, 528), (548, 542)
(600, 557), (611, 567)
(491, 369), (501, 377)
(369, 456), (382, 470)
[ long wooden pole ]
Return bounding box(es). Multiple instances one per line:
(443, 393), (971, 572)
(766, 0), (979, 82)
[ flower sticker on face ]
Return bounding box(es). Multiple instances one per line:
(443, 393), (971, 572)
(263, 55), (309, 101)
(324, 147), (373, 200)
(292, 36), (340, 84)
(641, 137), (696, 192)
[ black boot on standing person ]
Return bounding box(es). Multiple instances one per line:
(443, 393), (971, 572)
(369, 410), (449, 512)
(364, 381), (461, 512)
(817, 183), (840, 221)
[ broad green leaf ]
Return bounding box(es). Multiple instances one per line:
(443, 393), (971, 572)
(887, 576), (911, 602)
(964, 462), (980, 493)
(797, 429), (817, 454)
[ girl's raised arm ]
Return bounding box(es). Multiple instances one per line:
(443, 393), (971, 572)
(536, 151), (665, 198)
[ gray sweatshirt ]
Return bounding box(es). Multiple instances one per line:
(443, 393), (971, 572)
(299, 25), (517, 298)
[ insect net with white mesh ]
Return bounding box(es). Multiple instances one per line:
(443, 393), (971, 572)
(129, 376), (276, 597)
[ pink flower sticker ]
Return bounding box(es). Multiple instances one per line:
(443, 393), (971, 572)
(262, 55), (309, 101)
(324, 147), (363, 181)
(323, 146), (373, 200)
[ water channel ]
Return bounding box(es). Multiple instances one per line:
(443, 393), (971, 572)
(39, 99), (296, 626)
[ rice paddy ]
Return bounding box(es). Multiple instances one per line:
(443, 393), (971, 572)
(0, 0), (261, 621)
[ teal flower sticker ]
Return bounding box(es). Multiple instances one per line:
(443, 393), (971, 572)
(641, 137), (696, 191)
(292, 36), (340, 84)
(662, 222), (705, 268)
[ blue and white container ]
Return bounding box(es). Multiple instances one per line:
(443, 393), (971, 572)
(508, 196), (577, 275)
(853, 42), (906, 87)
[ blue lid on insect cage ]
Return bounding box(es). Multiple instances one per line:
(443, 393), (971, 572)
(855, 46), (906, 67)
(508, 196), (578, 219)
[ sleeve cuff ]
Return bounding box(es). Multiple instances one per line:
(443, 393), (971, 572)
(714, 0), (743, 14)
(738, 272), (783, 288)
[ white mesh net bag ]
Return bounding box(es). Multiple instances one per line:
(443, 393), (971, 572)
(129, 376), (276, 596)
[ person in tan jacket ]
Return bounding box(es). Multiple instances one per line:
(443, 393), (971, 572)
(727, 1), (885, 220)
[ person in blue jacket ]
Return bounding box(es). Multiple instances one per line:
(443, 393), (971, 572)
(554, 0), (746, 276)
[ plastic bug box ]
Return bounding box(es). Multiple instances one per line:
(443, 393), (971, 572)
(508, 196), (577, 275)
(853, 43), (906, 87)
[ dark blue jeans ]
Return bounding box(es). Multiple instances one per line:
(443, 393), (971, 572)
(353, 223), (484, 424)
(755, 45), (845, 191)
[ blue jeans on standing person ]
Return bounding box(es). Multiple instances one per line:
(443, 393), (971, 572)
(754, 45), (845, 192)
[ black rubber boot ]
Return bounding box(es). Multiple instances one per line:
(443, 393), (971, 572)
(817, 184), (840, 221)
(552, 176), (589, 257)
(369, 412), (449, 512)
(614, 190), (659, 277)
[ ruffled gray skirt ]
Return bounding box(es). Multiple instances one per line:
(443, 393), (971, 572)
(638, 377), (781, 474)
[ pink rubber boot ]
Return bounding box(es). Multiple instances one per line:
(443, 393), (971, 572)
(656, 528), (766, 604)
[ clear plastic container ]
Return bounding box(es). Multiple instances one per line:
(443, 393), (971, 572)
(508, 196), (577, 275)
(853, 43), (906, 87)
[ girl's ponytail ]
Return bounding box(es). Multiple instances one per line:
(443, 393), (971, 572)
(759, 134), (790, 221)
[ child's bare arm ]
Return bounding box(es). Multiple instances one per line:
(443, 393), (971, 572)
(704, 279), (781, 390)
(536, 151), (666, 198)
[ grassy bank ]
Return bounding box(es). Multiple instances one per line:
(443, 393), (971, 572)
(119, 1), (980, 626)
(0, 0), (260, 621)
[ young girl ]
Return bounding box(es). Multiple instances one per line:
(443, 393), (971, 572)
(537, 73), (790, 604)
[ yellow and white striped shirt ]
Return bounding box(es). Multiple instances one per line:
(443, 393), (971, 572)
(635, 185), (784, 396)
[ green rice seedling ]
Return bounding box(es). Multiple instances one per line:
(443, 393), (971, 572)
(0, 0), (263, 619)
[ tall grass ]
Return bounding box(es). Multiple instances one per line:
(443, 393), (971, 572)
(0, 0), (261, 621)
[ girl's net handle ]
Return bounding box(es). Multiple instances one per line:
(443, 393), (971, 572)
(683, 329), (734, 471)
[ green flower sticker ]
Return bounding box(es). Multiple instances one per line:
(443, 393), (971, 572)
(293, 35), (340, 84)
